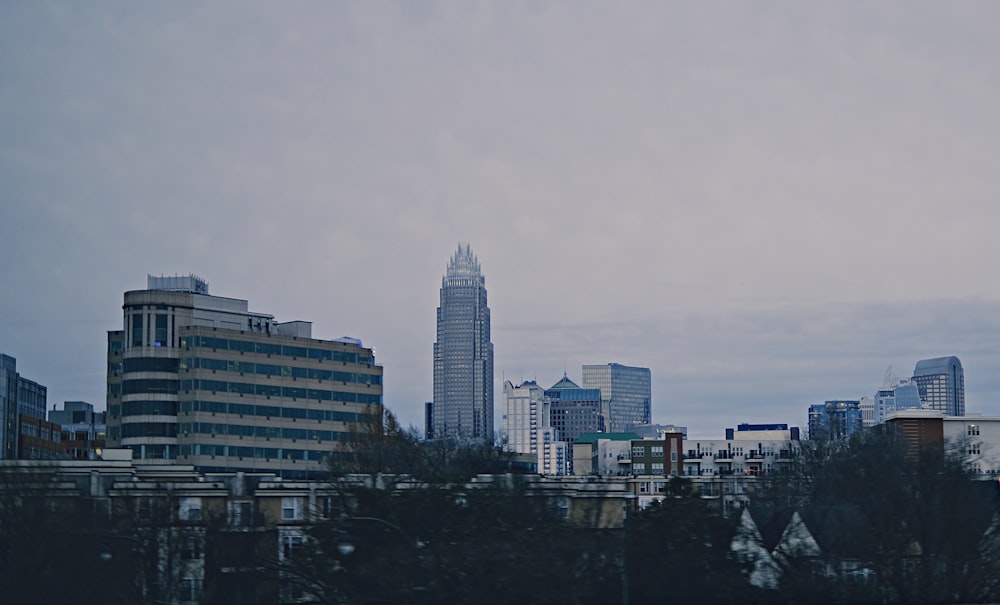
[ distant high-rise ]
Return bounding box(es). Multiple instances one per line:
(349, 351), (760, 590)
(874, 380), (922, 424)
(501, 380), (567, 476)
(545, 374), (603, 445)
(911, 356), (965, 416)
(432, 245), (494, 441)
(582, 363), (651, 433)
(0, 354), (47, 459)
(502, 380), (541, 455)
(808, 400), (863, 440)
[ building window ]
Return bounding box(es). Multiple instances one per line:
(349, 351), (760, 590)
(131, 313), (144, 347)
(651, 446), (663, 457)
(651, 462), (664, 474)
(178, 497), (202, 522)
(282, 496), (304, 520)
(551, 496), (569, 520)
(136, 497), (156, 521)
(280, 531), (305, 560)
(633, 462), (646, 474)
(316, 496), (338, 520)
(968, 424), (980, 436)
(228, 501), (253, 527)
(632, 446), (645, 458)
(155, 314), (168, 347)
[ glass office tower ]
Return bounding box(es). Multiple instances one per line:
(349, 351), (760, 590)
(582, 363), (651, 433)
(911, 356), (965, 416)
(432, 244), (494, 441)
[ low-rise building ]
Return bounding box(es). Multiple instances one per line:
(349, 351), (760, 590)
(49, 401), (106, 460)
(0, 452), (635, 603)
(887, 409), (1000, 477)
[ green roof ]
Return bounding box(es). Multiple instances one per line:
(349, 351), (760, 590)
(574, 432), (641, 444)
(548, 373), (581, 390)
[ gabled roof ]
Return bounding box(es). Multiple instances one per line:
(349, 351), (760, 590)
(730, 509), (781, 590)
(749, 504), (878, 561)
(773, 512), (822, 562)
(548, 373), (580, 390)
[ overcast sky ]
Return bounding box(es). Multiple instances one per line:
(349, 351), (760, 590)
(3, 2), (1000, 438)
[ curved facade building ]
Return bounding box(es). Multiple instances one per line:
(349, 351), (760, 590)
(432, 244), (494, 441)
(912, 356), (965, 416)
(106, 274), (383, 478)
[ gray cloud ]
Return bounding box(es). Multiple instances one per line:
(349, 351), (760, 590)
(2, 2), (999, 437)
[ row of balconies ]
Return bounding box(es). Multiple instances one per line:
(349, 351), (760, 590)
(683, 468), (770, 477)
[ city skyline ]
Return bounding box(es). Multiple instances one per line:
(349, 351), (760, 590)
(4, 3), (1000, 438)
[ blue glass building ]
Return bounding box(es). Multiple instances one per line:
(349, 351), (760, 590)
(545, 374), (603, 445)
(875, 381), (922, 424)
(582, 363), (651, 433)
(808, 400), (863, 440)
(911, 356), (965, 416)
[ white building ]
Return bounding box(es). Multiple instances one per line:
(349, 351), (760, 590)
(943, 413), (1000, 476)
(886, 409), (1000, 478)
(587, 435), (637, 477)
(859, 396), (876, 428)
(501, 380), (568, 475)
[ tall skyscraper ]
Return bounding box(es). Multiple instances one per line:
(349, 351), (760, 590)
(911, 356), (965, 416)
(106, 274), (383, 478)
(582, 363), (651, 433)
(432, 244), (494, 441)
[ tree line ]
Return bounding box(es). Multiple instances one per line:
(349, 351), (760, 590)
(1, 414), (998, 604)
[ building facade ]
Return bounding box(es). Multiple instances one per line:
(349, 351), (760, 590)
(582, 363), (651, 433)
(888, 410), (1000, 477)
(581, 423), (800, 513)
(502, 380), (568, 475)
(911, 356), (965, 416)
(106, 274), (383, 479)
(431, 244), (494, 441)
(1, 354), (48, 459)
(683, 425), (800, 480)
(502, 380), (543, 456)
(874, 380), (922, 425)
(545, 374), (603, 446)
(808, 400), (863, 440)
(49, 401), (106, 460)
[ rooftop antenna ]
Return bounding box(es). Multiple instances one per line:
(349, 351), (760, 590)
(883, 365), (899, 389)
